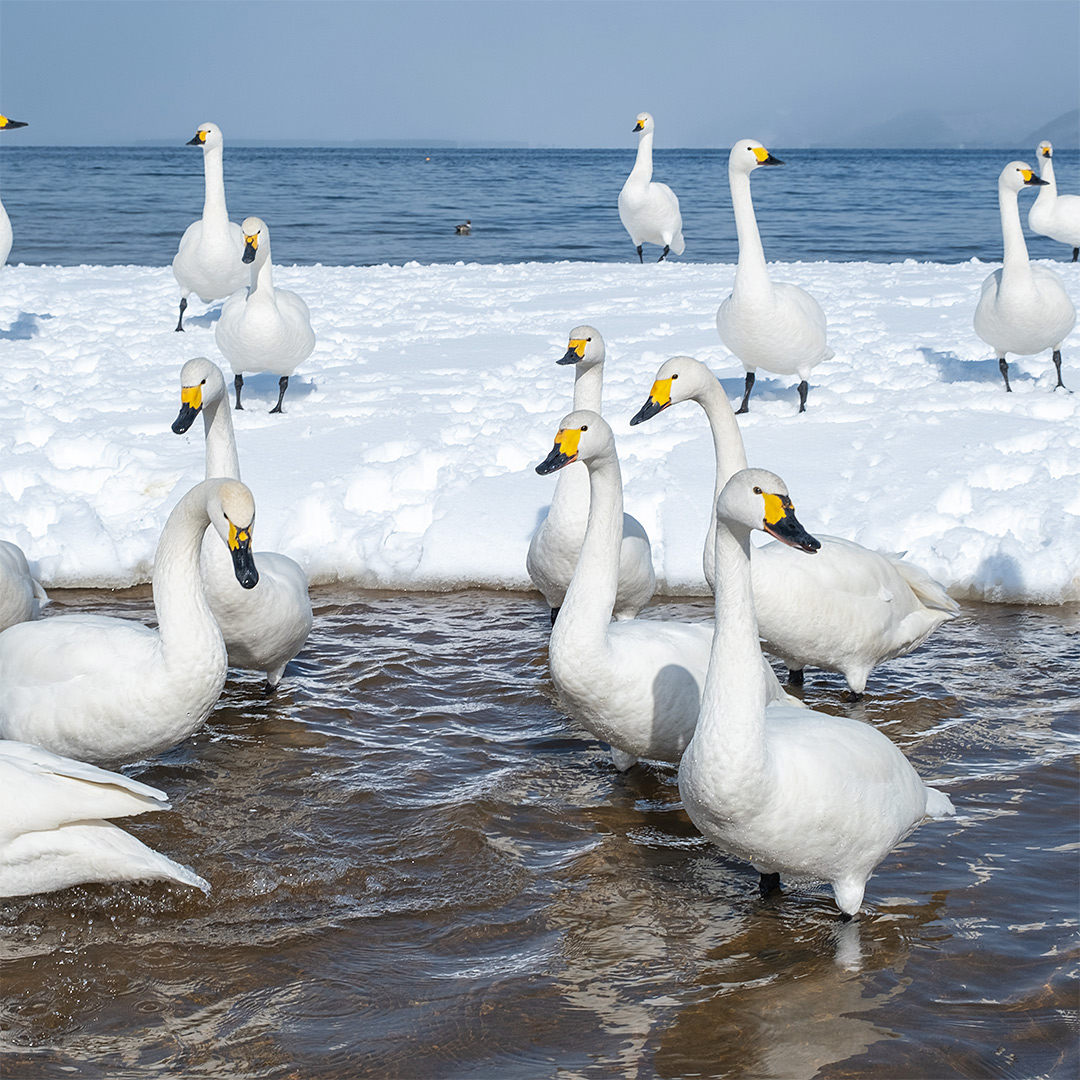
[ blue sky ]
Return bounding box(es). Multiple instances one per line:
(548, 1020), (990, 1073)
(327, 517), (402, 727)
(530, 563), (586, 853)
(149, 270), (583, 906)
(1, 1), (1077, 147)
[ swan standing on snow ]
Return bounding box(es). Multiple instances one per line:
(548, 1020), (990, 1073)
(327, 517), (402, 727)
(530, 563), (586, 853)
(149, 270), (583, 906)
(527, 326), (655, 623)
(1028, 141), (1080, 262)
(0, 114), (29, 268)
(535, 411), (796, 771)
(0, 541), (48, 633)
(974, 161), (1076, 392)
(172, 357), (313, 689)
(215, 216), (316, 413)
(630, 356), (959, 695)
(618, 112), (685, 263)
(171, 122), (248, 332)
(0, 740), (209, 898)
(717, 140), (833, 414)
(0, 479), (259, 766)
(679, 468), (955, 918)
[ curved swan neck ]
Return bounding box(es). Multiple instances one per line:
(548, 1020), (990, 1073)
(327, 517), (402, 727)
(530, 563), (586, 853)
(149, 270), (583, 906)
(571, 362), (604, 414)
(200, 142), (230, 228)
(248, 246), (275, 297)
(201, 391), (241, 480)
(730, 169), (771, 294)
(999, 182), (1031, 277)
(629, 129), (655, 184)
(1037, 154), (1058, 196)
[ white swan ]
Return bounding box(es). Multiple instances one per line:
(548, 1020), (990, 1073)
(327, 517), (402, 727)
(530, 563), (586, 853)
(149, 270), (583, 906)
(527, 326), (655, 622)
(215, 216), (316, 413)
(974, 161), (1076, 392)
(0, 540), (48, 633)
(0, 479), (260, 766)
(535, 411), (797, 771)
(679, 467), (955, 918)
(0, 740), (209, 897)
(172, 356), (313, 689)
(630, 356), (959, 695)
(716, 140), (833, 414)
(171, 122), (248, 332)
(618, 112), (685, 263)
(0, 114), (29, 267)
(1028, 141), (1080, 262)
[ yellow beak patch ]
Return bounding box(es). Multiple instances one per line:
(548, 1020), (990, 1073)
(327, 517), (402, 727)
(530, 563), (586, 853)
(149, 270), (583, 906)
(228, 522), (252, 552)
(648, 377), (674, 408)
(245, 232), (259, 250)
(566, 338), (587, 359)
(554, 427), (583, 459)
(761, 492), (790, 526)
(753, 146), (772, 163)
(180, 384), (203, 411)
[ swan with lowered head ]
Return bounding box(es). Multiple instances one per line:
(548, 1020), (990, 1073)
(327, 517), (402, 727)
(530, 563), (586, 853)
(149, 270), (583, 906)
(1028, 141), (1080, 262)
(535, 411), (797, 771)
(618, 112), (685, 263)
(0, 479), (259, 766)
(0, 541), (48, 633)
(717, 140), (833, 414)
(0, 114), (29, 268)
(172, 356), (313, 689)
(679, 467), (955, 918)
(215, 216), (316, 413)
(171, 122), (248, 332)
(974, 161), (1076, 392)
(527, 326), (655, 622)
(0, 740), (209, 898)
(630, 356), (959, 695)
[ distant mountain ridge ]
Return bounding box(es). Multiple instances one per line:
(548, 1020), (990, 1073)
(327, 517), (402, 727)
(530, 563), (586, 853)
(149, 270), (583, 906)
(832, 108), (1079, 150)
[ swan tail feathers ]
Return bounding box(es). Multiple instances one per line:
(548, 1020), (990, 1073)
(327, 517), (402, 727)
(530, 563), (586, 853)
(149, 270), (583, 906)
(925, 786), (956, 820)
(892, 560), (960, 615)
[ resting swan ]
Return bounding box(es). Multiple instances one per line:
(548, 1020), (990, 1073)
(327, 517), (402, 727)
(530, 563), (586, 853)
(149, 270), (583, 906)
(171, 122), (248, 332)
(716, 140), (833, 413)
(1028, 141), (1080, 262)
(0, 479), (259, 766)
(0, 540), (48, 633)
(630, 356), (959, 695)
(0, 740), (209, 897)
(618, 112), (685, 263)
(0, 114), (29, 268)
(974, 161), (1075, 392)
(172, 356), (313, 689)
(526, 326), (655, 622)
(535, 411), (796, 771)
(678, 468), (955, 918)
(215, 216), (316, 413)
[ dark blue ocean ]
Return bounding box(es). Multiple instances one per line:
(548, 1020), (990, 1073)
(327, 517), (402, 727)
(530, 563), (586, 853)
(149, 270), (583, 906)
(1, 145), (1077, 267)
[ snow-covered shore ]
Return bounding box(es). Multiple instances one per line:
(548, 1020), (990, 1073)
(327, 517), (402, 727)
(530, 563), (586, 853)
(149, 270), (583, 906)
(1, 258), (1077, 604)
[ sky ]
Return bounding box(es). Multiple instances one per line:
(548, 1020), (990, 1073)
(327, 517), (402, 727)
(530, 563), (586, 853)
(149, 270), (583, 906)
(0, 0), (1077, 148)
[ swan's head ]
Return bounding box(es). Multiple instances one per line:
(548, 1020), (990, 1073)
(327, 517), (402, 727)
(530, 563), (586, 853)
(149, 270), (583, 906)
(187, 122), (223, 149)
(729, 139), (784, 175)
(717, 468), (820, 553)
(632, 112), (654, 135)
(631, 355), (712, 425)
(998, 161), (1047, 194)
(557, 325), (605, 368)
(240, 216), (270, 265)
(1037, 141), (1053, 160)
(207, 479), (259, 589)
(172, 357), (228, 434)
(535, 409), (611, 475)
(0, 115), (28, 131)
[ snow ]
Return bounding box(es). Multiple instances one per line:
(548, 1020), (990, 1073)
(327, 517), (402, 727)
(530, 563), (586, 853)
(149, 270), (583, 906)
(1, 258), (1078, 604)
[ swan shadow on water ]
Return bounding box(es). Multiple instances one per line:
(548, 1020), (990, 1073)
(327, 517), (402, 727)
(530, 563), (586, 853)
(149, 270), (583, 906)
(0, 312), (52, 341)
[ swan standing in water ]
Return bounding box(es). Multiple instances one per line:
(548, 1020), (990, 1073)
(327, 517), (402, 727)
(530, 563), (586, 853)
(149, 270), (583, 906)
(717, 140), (833, 414)
(0, 541), (48, 633)
(535, 411), (797, 771)
(0, 740), (209, 897)
(215, 216), (316, 413)
(527, 326), (655, 622)
(679, 468), (955, 919)
(1028, 141), (1080, 262)
(618, 112), (685, 263)
(974, 161), (1075, 392)
(630, 356), (958, 695)
(171, 122), (248, 332)
(172, 357), (313, 689)
(0, 479), (259, 766)
(0, 114), (29, 268)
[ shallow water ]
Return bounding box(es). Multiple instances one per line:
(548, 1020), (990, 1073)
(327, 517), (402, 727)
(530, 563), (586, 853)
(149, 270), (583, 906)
(1, 588), (1077, 1079)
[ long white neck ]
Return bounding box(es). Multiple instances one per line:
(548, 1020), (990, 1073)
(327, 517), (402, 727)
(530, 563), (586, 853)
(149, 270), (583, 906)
(999, 183), (1031, 282)
(201, 144), (230, 228)
(571, 362), (603, 413)
(547, 361), (605, 520)
(200, 392), (241, 480)
(730, 169), (772, 296)
(248, 247), (275, 299)
(629, 129), (655, 185)
(1038, 154), (1058, 197)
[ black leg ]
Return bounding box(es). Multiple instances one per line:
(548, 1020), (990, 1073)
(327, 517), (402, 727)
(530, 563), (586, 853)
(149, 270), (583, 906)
(1052, 349), (1066, 390)
(998, 356), (1011, 392)
(636, 245), (643, 263)
(174, 296), (187, 332)
(759, 872), (782, 896)
(234, 373), (244, 410)
(269, 375), (289, 414)
(657, 245), (670, 262)
(735, 371), (755, 414)
(1072, 247), (1078, 262)
(797, 380), (809, 413)
(787, 667), (804, 686)
(549, 606), (560, 626)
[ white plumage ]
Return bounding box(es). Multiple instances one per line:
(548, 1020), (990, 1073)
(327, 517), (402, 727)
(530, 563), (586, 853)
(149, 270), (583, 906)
(1028, 141), (1080, 262)
(0, 540), (48, 633)
(0, 114), (29, 267)
(618, 112), (685, 263)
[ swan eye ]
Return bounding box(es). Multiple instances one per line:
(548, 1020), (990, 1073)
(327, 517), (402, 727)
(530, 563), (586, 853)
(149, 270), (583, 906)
(580, 425), (588, 432)
(753, 487), (763, 495)
(671, 373), (678, 380)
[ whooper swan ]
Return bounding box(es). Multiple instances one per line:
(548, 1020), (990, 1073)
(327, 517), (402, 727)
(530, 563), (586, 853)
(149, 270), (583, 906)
(0, 541), (48, 633)
(1028, 141), (1080, 262)
(0, 114), (29, 268)
(618, 112), (685, 263)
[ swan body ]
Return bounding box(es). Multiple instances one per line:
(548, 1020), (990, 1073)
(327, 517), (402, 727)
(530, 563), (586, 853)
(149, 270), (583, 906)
(0, 740), (209, 897)
(0, 540), (49, 632)
(716, 140), (833, 413)
(215, 216), (316, 413)
(975, 161), (1076, 392)
(172, 356), (313, 688)
(679, 468), (955, 917)
(1028, 141), (1080, 262)
(630, 356), (958, 694)
(618, 112), (685, 263)
(171, 122), (248, 331)
(536, 411), (796, 770)
(0, 479), (259, 766)
(0, 114), (29, 267)
(527, 327), (655, 621)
